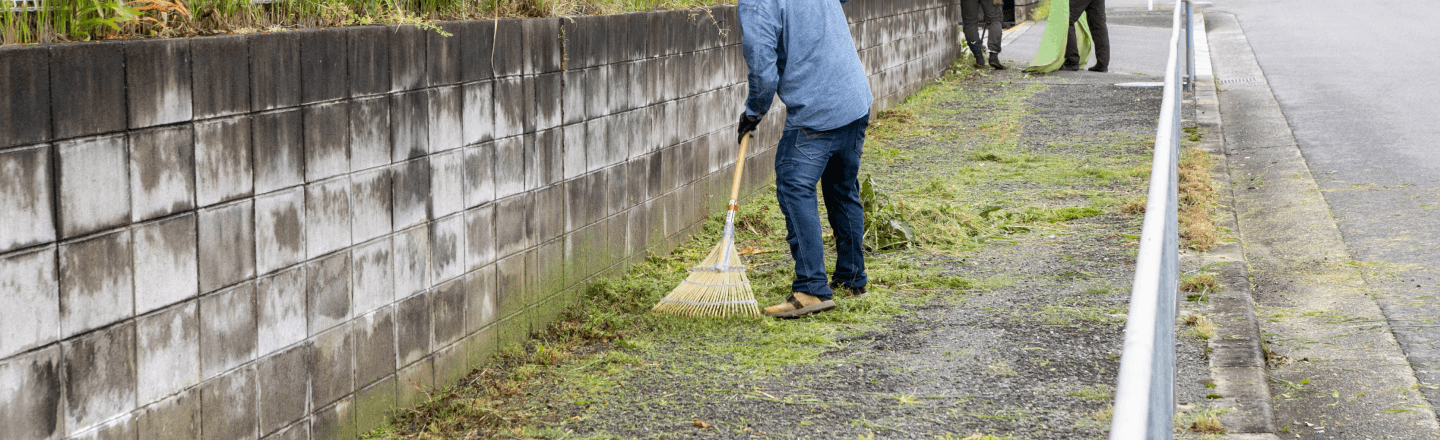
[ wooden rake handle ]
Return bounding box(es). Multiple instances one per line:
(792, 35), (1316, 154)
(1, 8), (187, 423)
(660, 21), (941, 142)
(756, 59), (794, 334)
(728, 134), (750, 212)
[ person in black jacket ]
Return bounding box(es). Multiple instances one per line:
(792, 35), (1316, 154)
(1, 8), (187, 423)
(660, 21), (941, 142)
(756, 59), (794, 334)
(1063, 0), (1110, 72)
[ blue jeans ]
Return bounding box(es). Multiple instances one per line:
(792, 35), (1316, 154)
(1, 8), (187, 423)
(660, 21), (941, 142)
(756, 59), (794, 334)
(774, 114), (870, 300)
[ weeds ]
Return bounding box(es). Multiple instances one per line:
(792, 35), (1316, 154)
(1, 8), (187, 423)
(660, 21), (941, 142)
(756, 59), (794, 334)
(1180, 313), (1216, 341)
(1179, 146), (1218, 250)
(0, 0), (733, 44)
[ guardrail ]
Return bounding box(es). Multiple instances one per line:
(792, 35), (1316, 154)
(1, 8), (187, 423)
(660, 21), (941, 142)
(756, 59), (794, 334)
(1108, 0), (1193, 438)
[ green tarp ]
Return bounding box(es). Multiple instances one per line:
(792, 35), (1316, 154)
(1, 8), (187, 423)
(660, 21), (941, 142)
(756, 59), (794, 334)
(1024, 1), (1094, 73)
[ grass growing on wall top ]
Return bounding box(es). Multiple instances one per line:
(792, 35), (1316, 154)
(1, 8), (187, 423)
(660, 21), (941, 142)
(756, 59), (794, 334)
(0, 0), (734, 45)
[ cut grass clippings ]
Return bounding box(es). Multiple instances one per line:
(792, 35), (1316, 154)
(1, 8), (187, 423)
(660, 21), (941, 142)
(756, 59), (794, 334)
(366, 62), (1162, 439)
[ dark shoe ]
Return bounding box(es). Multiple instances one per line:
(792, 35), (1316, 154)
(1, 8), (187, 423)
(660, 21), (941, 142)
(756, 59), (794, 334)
(1061, 64), (1081, 71)
(763, 292), (836, 319)
(970, 43), (986, 68)
(988, 53), (1007, 70)
(829, 281), (868, 297)
(1088, 65), (1108, 72)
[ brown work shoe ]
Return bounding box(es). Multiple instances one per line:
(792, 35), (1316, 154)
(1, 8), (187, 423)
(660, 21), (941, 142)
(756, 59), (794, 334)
(763, 292), (836, 319)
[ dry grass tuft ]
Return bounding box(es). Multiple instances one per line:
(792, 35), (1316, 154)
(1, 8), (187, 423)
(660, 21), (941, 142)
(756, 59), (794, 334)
(1178, 146), (1217, 250)
(1179, 273), (1219, 293)
(1180, 313), (1216, 341)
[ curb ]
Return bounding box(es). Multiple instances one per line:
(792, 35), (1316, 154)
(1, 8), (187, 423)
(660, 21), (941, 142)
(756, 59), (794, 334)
(1184, 9), (1280, 436)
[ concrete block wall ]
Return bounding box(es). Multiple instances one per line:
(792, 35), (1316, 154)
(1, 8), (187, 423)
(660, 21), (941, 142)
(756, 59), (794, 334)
(0, 1), (959, 439)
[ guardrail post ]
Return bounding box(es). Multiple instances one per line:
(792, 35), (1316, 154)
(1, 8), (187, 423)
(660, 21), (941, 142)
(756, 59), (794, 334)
(1184, 0), (1195, 92)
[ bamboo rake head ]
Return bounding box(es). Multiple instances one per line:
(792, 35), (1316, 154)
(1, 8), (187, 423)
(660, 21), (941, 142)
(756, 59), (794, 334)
(651, 233), (761, 318)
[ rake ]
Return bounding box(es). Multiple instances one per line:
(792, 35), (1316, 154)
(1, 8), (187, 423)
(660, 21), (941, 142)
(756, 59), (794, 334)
(651, 134), (762, 318)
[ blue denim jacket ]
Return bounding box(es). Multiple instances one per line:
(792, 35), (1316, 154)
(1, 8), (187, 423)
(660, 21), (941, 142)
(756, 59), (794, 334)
(739, 0), (873, 132)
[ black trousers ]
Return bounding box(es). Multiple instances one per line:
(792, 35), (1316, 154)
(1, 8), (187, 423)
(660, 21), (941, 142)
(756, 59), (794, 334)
(961, 0), (1004, 53)
(1065, 0), (1110, 68)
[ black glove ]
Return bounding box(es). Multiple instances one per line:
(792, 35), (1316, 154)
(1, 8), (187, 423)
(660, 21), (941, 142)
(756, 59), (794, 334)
(737, 113), (761, 144)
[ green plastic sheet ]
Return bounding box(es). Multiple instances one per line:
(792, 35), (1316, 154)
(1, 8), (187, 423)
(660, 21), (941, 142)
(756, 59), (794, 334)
(1024, 1), (1094, 73)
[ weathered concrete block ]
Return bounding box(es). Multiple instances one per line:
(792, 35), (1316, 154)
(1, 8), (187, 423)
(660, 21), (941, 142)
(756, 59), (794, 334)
(348, 26), (390, 97)
(532, 239), (566, 300)
(251, 109), (304, 195)
(199, 366), (257, 440)
(351, 237), (393, 317)
(350, 167), (392, 244)
(493, 136), (524, 200)
(391, 158), (430, 231)
(457, 20), (494, 83)
(195, 117), (254, 208)
(0, 249), (58, 359)
(395, 357), (432, 409)
(604, 14), (627, 64)
(495, 253), (526, 319)
(627, 156), (649, 209)
(254, 188), (306, 277)
(430, 149), (465, 219)
(429, 86), (463, 154)
(427, 23), (460, 86)
(197, 200), (256, 294)
(255, 344), (307, 436)
(348, 97), (390, 172)
(607, 62), (633, 114)
(353, 307), (396, 388)
(464, 205), (495, 272)
(461, 81), (493, 147)
(561, 15), (599, 70)
(646, 12), (670, 58)
(128, 125), (195, 222)
(299, 29), (347, 104)
(526, 129), (561, 190)
(311, 397), (355, 440)
(390, 90), (429, 162)
(304, 102), (351, 182)
(133, 214), (199, 314)
(0, 346), (64, 440)
(390, 24), (427, 92)
(0, 46), (50, 148)
(628, 13), (651, 62)
(49, 42), (126, 139)
(393, 225), (431, 298)
(70, 403), (136, 440)
(494, 193), (531, 259)
(464, 265), (497, 334)
(200, 282), (257, 379)
(561, 124), (585, 181)
(354, 374), (394, 435)
(256, 265), (306, 357)
(534, 73), (562, 131)
(532, 184), (565, 245)
(431, 277), (466, 348)
(395, 292), (431, 367)
(138, 388), (200, 440)
(624, 109), (646, 161)
(604, 163), (629, 218)
(493, 77), (526, 140)
(62, 322), (136, 436)
(525, 18), (561, 74)
(645, 150), (663, 201)
(432, 337), (468, 387)
(561, 70), (585, 126)
(0, 145), (54, 253)
(251, 32), (302, 111)
(583, 117), (609, 173)
(492, 19), (524, 78)
(136, 300), (200, 403)
(463, 142), (495, 209)
(57, 134), (130, 238)
(584, 66), (610, 120)
(126, 38), (192, 128)
(305, 177), (352, 259)
(431, 213), (466, 286)
(59, 230), (132, 338)
(309, 323), (354, 409)
(307, 251), (352, 335)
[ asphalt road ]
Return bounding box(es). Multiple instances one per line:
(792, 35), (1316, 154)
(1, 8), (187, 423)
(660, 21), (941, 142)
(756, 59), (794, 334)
(1207, 0), (1440, 415)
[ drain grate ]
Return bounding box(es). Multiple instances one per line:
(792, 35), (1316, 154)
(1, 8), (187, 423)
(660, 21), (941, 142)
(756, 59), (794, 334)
(1220, 77), (1261, 84)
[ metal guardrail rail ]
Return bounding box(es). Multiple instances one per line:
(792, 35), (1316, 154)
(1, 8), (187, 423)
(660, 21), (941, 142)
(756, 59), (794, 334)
(1108, 0), (1193, 438)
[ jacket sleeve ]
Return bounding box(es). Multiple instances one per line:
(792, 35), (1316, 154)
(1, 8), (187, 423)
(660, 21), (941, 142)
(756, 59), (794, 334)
(739, 0), (781, 120)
